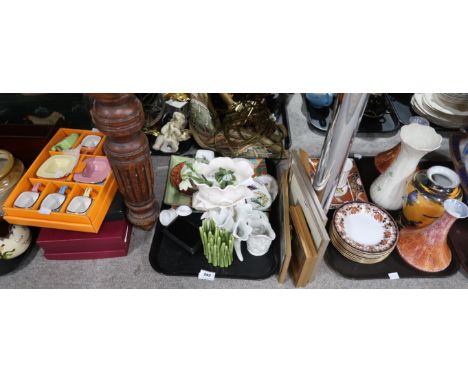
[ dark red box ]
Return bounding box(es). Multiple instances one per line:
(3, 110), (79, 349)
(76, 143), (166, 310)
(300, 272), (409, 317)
(37, 219), (132, 260)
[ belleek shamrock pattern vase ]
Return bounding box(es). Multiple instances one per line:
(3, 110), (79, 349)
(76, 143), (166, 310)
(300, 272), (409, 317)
(370, 123), (442, 210)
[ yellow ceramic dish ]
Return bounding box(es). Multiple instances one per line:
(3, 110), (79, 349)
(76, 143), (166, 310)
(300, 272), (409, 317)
(36, 155), (77, 179)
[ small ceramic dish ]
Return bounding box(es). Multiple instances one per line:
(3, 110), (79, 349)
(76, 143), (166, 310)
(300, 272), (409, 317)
(14, 183), (42, 208)
(37, 155), (77, 179)
(160, 208), (178, 226)
(176, 205), (192, 217)
(40, 186), (68, 213)
(74, 157), (111, 184)
(82, 135), (102, 148)
(51, 133), (80, 152)
(67, 187), (93, 214)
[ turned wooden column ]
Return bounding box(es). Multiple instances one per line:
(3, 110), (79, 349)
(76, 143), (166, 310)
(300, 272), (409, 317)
(89, 93), (158, 230)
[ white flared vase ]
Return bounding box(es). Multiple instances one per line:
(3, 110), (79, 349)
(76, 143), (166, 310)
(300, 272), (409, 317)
(370, 124), (442, 210)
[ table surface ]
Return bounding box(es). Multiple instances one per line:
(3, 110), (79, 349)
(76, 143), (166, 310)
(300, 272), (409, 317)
(1, 94), (466, 288)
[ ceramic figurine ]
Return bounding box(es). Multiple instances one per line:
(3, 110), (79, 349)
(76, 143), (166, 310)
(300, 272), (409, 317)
(152, 112), (190, 153)
(0, 224), (31, 260)
(370, 123), (442, 210)
(397, 199), (468, 272)
(402, 166), (462, 227)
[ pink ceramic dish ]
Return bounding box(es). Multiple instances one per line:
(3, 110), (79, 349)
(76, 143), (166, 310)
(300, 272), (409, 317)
(73, 157), (111, 184)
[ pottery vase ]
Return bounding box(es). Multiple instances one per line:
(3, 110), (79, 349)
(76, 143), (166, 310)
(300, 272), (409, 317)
(370, 124), (442, 210)
(402, 166), (462, 228)
(374, 117), (430, 174)
(374, 143), (401, 174)
(397, 199), (468, 272)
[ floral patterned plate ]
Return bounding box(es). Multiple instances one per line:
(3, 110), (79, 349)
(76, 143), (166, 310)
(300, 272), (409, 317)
(333, 202), (398, 254)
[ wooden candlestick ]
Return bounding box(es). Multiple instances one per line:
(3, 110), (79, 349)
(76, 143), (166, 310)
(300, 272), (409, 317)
(89, 93), (158, 230)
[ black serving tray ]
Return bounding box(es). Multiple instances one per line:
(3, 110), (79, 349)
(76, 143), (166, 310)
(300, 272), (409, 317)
(104, 191), (126, 222)
(149, 160), (281, 280)
(324, 157), (461, 280)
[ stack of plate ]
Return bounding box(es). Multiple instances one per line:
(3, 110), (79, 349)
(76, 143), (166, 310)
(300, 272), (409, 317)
(411, 93), (468, 129)
(330, 202), (399, 264)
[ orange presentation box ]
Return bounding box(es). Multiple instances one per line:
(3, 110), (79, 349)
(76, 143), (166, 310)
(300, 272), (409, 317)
(3, 128), (117, 233)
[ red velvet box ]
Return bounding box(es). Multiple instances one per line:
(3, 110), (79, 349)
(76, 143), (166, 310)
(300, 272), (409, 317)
(37, 219), (132, 260)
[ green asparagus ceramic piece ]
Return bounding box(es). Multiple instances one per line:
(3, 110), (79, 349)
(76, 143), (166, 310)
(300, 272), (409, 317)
(199, 218), (234, 268)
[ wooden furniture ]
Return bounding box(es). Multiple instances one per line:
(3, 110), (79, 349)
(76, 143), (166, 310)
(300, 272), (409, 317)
(89, 94), (158, 230)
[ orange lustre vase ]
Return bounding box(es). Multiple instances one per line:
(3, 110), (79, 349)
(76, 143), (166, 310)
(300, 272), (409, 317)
(397, 199), (468, 272)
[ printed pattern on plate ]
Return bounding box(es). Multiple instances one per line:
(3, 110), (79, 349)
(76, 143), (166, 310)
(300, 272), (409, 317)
(333, 202), (398, 253)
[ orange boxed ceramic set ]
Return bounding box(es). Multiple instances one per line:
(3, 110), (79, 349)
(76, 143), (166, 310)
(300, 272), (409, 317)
(2, 128), (117, 233)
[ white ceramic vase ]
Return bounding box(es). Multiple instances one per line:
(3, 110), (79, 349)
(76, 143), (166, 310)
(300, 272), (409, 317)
(370, 123), (442, 210)
(246, 212), (276, 256)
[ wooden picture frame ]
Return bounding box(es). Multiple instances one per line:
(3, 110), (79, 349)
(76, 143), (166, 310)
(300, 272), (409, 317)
(291, 149), (327, 224)
(287, 150), (330, 285)
(289, 205), (320, 287)
(278, 169), (292, 284)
